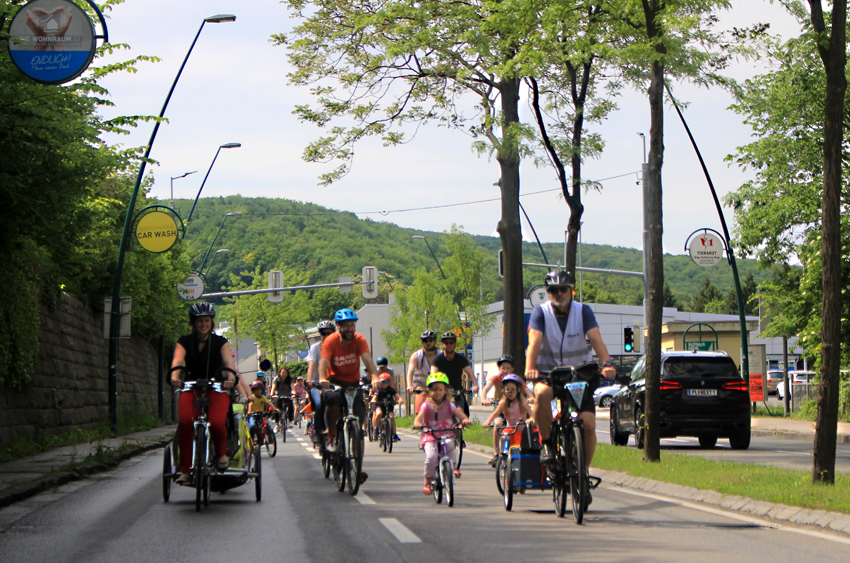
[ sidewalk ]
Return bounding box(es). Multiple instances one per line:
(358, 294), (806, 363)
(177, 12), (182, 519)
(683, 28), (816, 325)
(0, 425), (175, 509)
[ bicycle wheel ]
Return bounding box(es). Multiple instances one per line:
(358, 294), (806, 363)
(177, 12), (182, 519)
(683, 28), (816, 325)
(254, 445), (262, 502)
(504, 467), (513, 511)
(453, 426), (464, 470)
(162, 445), (172, 502)
(194, 426), (206, 513)
(432, 476), (442, 504)
(280, 413), (288, 443)
(346, 420), (363, 495)
(553, 423), (568, 519)
(366, 407), (375, 442)
(265, 427), (277, 457)
(334, 431), (346, 492)
(322, 451), (331, 478)
(387, 419), (393, 454)
(495, 455), (506, 496)
(380, 418), (387, 452)
(441, 458), (454, 507)
(570, 421), (587, 524)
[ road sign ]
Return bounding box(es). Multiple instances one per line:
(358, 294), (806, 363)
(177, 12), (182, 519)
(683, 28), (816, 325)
(103, 297), (131, 338)
(527, 285), (548, 306)
(268, 270), (284, 303)
(748, 345), (766, 403)
(177, 273), (205, 301)
(685, 341), (716, 352)
(688, 232), (724, 268)
(135, 210), (179, 253)
(339, 276), (352, 293)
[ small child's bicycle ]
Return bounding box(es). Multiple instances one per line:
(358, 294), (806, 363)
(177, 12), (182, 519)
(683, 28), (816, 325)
(418, 424), (464, 508)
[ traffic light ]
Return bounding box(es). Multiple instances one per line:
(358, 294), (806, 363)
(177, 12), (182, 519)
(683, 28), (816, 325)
(624, 327), (634, 352)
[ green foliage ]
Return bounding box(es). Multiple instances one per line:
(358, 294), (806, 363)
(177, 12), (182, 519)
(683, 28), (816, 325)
(283, 361), (308, 378)
(0, 244), (42, 388)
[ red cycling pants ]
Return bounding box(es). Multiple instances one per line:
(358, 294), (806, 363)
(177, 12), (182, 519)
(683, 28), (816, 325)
(177, 390), (230, 473)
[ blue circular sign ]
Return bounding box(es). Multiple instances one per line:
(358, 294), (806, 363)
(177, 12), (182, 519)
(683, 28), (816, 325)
(7, 0), (96, 85)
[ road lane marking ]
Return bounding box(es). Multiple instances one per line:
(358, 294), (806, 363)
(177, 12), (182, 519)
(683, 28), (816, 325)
(379, 518), (421, 543)
(312, 454), (322, 459)
(776, 450), (811, 456)
(355, 493), (375, 505)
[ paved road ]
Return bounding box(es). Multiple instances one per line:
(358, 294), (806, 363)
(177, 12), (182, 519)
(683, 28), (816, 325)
(469, 410), (850, 474)
(1, 427), (848, 563)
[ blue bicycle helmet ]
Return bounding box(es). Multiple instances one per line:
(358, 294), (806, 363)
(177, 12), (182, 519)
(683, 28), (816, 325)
(376, 356), (389, 366)
(334, 308), (358, 322)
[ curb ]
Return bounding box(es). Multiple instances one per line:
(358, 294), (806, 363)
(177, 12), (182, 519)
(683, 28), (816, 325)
(596, 468), (850, 539)
(0, 435), (173, 510)
(751, 429), (850, 443)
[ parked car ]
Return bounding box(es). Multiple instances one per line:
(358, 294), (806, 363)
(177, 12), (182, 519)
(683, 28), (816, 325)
(609, 351), (751, 450)
(593, 379), (623, 408)
(777, 371), (816, 399)
(766, 370), (785, 395)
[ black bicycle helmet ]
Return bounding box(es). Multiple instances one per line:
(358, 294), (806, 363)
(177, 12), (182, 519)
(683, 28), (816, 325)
(440, 331), (457, 342)
(317, 320), (335, 332)
(497, 354), (515, 366)
(188, 302), (215, 321)
(420, 329), (436, 340)
(545, 270), (576, 287)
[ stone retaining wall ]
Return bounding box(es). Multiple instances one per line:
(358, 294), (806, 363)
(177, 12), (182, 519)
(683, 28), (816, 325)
(0, 293), (164, 444)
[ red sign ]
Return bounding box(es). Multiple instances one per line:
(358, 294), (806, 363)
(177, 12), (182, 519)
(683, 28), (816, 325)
(748, 373), (764, 402)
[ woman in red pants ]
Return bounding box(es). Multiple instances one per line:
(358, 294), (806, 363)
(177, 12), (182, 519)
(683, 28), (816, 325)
(170, 302), (239, 485)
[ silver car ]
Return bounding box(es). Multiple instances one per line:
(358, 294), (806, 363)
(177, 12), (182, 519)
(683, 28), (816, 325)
(593, 380), (623, 408)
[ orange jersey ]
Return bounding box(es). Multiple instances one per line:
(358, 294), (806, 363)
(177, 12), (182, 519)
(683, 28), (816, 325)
(320, 332), (370, 385)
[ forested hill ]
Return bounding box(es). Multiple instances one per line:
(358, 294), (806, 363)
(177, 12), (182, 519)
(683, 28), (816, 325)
(173, 195), (771, 308)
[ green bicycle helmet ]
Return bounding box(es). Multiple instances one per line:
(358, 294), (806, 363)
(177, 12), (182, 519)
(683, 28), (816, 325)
(427, 372), (450, 388)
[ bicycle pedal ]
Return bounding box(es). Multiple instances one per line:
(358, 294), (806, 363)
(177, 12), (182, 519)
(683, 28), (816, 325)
(588, 475), (602, 489)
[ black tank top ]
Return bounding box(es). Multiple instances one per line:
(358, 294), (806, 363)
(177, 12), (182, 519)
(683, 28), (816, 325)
(177, 333), (228, 381)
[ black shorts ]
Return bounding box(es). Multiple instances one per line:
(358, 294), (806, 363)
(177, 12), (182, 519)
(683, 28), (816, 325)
(322, 386), (367, 426)
(538, 375), (596, 414)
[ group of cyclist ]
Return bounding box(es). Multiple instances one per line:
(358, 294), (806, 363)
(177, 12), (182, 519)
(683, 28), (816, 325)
(169, 269), (615, 506)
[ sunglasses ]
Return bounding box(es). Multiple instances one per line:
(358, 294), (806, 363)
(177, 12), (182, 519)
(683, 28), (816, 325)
(546, 285), (573, 294)
(421, 337), (436, 342)
(320, 331), (334, 336)
(442, 339), (457, 344)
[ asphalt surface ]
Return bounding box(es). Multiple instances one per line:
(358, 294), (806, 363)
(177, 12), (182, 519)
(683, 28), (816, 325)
(1, 425), (848, 563)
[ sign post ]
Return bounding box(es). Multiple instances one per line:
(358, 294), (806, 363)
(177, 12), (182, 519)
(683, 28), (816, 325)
(747, 344), (767, 410)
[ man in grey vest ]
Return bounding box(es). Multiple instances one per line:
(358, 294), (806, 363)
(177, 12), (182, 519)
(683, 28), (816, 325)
(526, 271), (616, 474)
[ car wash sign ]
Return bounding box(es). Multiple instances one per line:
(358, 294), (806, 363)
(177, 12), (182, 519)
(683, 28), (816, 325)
(7, 0), (98, 85)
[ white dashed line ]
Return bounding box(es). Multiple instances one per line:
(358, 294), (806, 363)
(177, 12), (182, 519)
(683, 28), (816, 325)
(355, 493), (375, 505)
(312, 454), (322, 460)
(379, 518), (421, 543)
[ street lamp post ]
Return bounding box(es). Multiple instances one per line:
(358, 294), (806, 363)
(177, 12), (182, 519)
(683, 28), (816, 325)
(204, 248), (229, 276)
(169, 170), (197, 209)
(106, 14), (236, 435)
(186, 143), (241, 223)
(198, 212), (241, 273)
(412, 236), (447, 280)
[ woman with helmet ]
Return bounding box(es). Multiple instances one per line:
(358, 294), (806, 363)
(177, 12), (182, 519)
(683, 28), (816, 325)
(412, 372), (471, 494)
(407, 329), (438, 416)
(483, 373), (533, 466)
(170, 302), (240, 485)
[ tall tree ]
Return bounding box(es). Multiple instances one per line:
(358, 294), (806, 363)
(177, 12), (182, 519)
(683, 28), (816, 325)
(808, 0), (847, 485)
(275, 0), (537, 371)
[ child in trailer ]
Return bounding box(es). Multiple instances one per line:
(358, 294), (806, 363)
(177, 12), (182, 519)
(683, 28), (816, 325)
(413, 372), (471, 495)
(483, 374), (534, 465)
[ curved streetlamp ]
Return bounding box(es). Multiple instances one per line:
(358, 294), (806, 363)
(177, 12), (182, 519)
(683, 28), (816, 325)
(186, 142), (242, 223)
(170, 170), (197, 208)
(106, 14), (236, 434)
(198, 212), (242, 272)
(204, 249), (229, 276)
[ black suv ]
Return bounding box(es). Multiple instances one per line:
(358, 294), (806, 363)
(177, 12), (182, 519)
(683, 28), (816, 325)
(609, 351), (751, 450)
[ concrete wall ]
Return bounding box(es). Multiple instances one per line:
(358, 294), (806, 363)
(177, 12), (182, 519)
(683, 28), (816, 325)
(0, 293), (163, 445)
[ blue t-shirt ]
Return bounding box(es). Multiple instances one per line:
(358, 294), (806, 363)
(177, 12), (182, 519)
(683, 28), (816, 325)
(528, 303), (598, 335)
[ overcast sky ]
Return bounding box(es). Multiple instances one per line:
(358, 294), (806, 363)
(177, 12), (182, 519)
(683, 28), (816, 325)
(95, 0), (804, 258)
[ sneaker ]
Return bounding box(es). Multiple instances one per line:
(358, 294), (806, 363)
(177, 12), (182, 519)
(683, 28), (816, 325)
(359, 472), (369, 484)
(393, 434), (401, 442)
(325, 436), (337, 453)
(488, 455), (498, 467)
(373, 430), (379, 441)
(540, 442), (555, 465)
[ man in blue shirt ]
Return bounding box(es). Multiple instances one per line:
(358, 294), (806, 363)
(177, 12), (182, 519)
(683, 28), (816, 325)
(525, 271), (616, 480)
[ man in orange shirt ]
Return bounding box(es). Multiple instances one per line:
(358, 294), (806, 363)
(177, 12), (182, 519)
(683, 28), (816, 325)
(319, 308), (379, 485)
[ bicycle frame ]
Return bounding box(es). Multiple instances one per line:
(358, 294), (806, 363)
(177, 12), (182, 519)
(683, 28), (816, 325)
(183, 380), (221, 478)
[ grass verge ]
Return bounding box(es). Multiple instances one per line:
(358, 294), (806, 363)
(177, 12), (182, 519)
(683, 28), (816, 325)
(0, 409), (164, 463)
(400, 417), (850, 514)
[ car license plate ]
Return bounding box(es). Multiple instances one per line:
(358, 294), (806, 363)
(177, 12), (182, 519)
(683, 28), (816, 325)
(687, 389), (717, 396)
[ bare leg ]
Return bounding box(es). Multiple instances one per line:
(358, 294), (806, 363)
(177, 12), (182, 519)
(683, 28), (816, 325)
(578, 411), (597, 468)
(532, 383), (554, 441)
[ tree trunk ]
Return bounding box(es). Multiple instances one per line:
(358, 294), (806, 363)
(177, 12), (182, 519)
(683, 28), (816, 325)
(810, 0), (846, 484)
(496, 77), (526, 374)
(643, 58), (665, 463)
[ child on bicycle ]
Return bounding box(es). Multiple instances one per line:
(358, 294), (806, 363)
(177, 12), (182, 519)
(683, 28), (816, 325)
(247, 380), (278, 439)
(371, 372), (402, 442)
(483, 373), (533, 466)
(413, 372), (471, 495)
